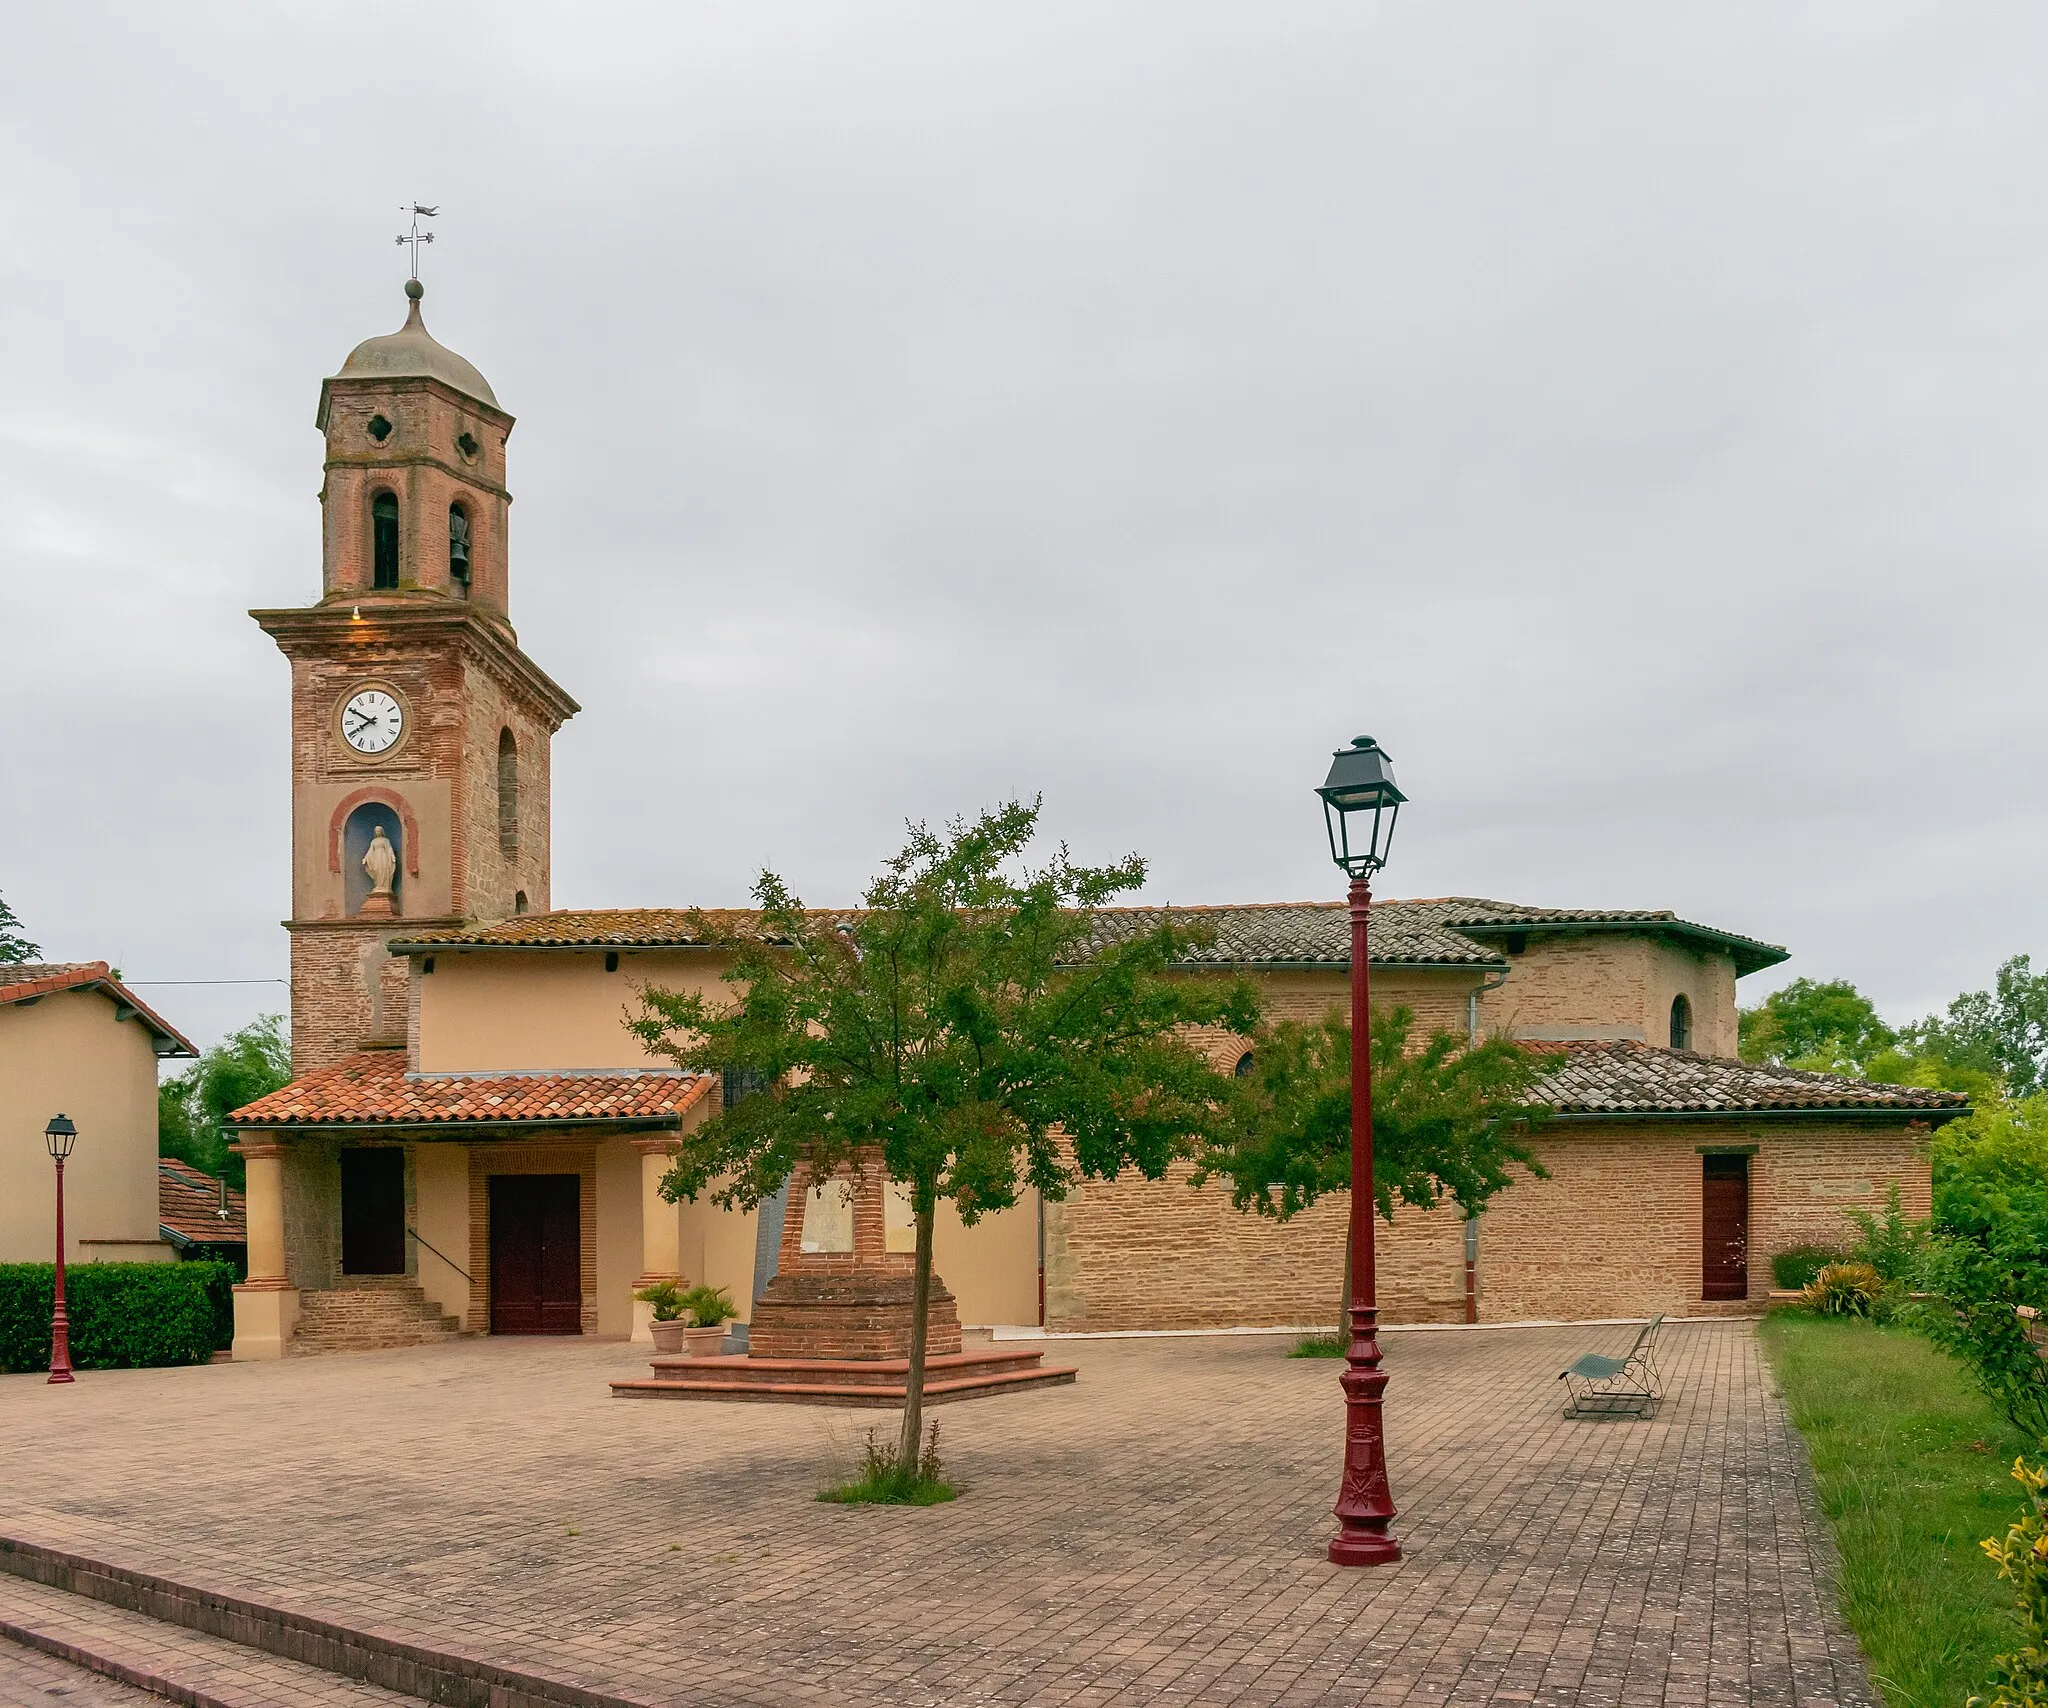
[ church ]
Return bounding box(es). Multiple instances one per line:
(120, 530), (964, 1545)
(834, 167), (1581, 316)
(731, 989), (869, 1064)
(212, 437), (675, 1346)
(224, 282), (1960, 1361)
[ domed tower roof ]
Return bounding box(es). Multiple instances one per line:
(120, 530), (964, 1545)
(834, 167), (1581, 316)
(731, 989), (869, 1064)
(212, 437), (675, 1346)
(315, 279), (500, 427)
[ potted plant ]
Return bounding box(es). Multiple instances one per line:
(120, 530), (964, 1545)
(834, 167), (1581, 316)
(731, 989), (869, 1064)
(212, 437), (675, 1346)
(678, 1283), (735, 1357)
(634, 1280), (690, 1354)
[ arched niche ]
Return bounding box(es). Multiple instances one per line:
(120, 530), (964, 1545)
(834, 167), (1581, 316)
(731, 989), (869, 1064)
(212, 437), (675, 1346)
(343, 801), (405, 918)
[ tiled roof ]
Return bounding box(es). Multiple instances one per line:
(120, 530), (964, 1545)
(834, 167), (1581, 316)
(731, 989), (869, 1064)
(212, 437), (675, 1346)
(227, 1049), (711, 1131)
(0, 961), (198, 1056)
(391, 898), (1787, 975)
(159, 1159), (247, 1248)
(1530, 1041), (1968, 1117)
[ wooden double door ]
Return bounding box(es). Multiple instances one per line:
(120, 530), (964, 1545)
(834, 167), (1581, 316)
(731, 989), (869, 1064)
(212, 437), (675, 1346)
(489, 1174), (583, 1335)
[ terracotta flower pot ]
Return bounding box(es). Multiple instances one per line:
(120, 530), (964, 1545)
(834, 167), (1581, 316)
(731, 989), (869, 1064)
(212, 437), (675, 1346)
(649, 1317), (689, 1354)
(683, 1323), (727, 1357)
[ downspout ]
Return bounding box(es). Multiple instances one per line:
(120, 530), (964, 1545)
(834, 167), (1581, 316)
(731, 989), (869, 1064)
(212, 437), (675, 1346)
(1464, 966), (1510, 1325)
(1467, 967), (1510, 1039)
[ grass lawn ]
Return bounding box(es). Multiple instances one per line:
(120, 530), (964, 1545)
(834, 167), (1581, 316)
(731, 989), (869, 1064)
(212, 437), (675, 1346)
(1761, 1313), (2033, 1708)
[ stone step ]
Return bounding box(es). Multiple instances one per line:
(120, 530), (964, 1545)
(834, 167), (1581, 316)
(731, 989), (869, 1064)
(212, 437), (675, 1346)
(645, 1347), (1053, 1387)
(611, 1363), (1078, 1407)
(0, 1567), (422, 1707)
(289, 1284), (465, 1355)
(0, 1535), (659, 1707)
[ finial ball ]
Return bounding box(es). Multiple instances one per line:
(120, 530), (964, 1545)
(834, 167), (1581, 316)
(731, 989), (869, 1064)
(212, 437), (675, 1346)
(404, 277), (424, 301)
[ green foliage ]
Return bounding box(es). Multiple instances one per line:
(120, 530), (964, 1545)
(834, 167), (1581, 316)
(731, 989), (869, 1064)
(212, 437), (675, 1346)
(633, 1280), (685, 1322)
(1773, 1244), (1849, 1291)
(1289, 1334), (1344, 1358)
(678, 1283), (734, 1327)
(158, 1014), (291, 1191)
(819, 1422), (956, 1506)
(630, 799), (1259, 1466)
(1974, 1457), (2048, 1708)
(0, 1262), (234, 1372)
(1904, 957), (2048, 1100)
(1739, 978), (1897, 1071)
(1761, 1316), (2036, 1708)
(1196, 1005), (1550, 1223)
(1933, 1098), (2048, 1266)
(0, 888), (36, 964)
(1917, 1235), (2048, 1441)
(1803, 1261), (1887, 1318)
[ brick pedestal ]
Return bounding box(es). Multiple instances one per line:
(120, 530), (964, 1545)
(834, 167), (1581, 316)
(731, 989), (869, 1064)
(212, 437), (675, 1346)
(751, 1151), (963, 1361)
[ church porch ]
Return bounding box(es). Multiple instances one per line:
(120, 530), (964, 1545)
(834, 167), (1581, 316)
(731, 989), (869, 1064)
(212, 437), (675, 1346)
(224, 1052), (722, 1358)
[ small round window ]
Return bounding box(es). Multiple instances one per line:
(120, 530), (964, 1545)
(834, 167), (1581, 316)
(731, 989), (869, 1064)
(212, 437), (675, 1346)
(366, 414), (393, 443)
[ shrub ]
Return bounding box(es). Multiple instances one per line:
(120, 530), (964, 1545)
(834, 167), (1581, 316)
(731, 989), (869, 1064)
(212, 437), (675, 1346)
(1848, 1183), (1927, 1286)
(1773, 1245), (1848, 1292)
(1973, 1456), (2048, 1707)
(0, 1262), (234, 1373)
(1803, 1262), (1886, 1318)
(1919, 1234), (2048, 1441)
(819, 1421), (956, 1506)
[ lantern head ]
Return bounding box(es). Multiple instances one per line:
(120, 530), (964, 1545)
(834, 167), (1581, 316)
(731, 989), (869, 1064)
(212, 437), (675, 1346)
(1317, 736), (1405, 877)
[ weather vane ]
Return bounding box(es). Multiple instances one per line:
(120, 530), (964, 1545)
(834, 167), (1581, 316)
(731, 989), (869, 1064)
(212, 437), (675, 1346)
(396, 204), (439, 280)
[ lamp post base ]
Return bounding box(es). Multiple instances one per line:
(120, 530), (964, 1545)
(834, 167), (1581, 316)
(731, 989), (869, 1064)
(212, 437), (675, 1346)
(1327, 1302), (1400, 1567)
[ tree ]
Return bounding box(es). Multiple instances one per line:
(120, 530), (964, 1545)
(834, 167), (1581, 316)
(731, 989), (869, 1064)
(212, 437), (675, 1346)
(1195, 1005), (1552, 1331)
(159, 1014), (292, 1190)
(628, 801), (1259, 1479)
(0, 889), (38, 964)
(1901, 955), (2048, 1099)
(1738, 978), (1896, 1072)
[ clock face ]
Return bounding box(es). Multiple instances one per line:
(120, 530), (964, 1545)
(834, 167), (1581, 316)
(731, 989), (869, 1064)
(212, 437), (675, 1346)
(341, 688), (405, 755)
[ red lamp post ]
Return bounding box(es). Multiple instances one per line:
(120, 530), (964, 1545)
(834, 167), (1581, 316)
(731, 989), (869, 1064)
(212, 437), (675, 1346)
(1316, 736), (1406, 1567)
(44, 1114), (78, 1384)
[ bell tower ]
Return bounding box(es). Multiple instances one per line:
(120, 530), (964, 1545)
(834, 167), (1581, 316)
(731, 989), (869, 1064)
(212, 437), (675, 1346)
(254, 280), (579, 1073)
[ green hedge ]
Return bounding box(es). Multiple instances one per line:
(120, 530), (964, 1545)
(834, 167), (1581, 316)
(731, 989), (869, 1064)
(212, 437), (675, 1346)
(0, 1262), (235, 1374)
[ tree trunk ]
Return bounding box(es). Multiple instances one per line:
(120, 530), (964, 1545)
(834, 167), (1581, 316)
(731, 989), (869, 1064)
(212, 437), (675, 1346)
(898, 1198), (936, 1472)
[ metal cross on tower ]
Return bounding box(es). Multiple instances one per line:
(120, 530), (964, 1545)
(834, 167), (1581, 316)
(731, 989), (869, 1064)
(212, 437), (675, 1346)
(396, 204), (439, 279)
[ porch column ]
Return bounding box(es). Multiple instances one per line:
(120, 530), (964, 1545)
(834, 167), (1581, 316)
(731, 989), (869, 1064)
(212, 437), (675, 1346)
(630, 1136), (682, 1344)
(230, 1139), (299, 1360)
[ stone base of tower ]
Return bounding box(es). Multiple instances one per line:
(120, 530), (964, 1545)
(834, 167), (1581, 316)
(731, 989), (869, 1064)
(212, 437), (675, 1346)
(746, 1269), (963, 1361)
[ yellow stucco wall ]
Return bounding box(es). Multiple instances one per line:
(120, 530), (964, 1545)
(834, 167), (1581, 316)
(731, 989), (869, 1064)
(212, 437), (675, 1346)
(595, 1137), (643, 1336)
(414, 948), (731, 1072)
(0, 988), (171, 1264)
(934, 1193), (1041, 1326)
(411, 1142), (470, 1320)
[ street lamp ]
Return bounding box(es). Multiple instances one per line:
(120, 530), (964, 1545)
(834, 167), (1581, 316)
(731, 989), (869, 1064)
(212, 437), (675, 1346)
(44, 1114), (77, 1385)
(1315, 736), (1406, 1567)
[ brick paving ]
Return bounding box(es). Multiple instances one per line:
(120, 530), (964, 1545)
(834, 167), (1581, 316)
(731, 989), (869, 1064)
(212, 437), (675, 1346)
(0, 1322), (1871, 1707)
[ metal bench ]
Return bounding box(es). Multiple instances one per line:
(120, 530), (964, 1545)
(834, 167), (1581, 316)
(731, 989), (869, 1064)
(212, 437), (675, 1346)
(1559, 1314), (1664, 1419)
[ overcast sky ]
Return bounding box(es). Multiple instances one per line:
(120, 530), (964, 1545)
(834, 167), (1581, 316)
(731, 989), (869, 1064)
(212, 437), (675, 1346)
(4, 3), (2044, 1053)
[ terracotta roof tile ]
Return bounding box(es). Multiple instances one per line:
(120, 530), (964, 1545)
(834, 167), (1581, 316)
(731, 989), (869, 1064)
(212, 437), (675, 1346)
(159, 1159), (247, 1247)
(0, 961), (198, 1055)
(388, 898), (1786, 976)
(227, 1049), (710, 1131)
(1530, 1041), (1968, 1116)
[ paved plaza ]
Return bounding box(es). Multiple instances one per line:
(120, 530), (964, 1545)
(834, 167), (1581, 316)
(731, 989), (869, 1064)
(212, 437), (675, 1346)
(0, 1322), (1870, 1707)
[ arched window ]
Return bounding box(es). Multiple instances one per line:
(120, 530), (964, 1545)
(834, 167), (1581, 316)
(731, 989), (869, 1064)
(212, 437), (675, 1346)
(1234, 1050), (1257, 1079)
(514, 889), (529, 915)
(371, 492), (400, 589)
(448, 503), (471, 595)
(497, 728), (519, 858)
(1670, 994), (1693, 1052)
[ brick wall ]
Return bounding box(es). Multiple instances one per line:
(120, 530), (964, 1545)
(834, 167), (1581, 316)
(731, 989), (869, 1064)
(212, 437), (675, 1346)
(1044, 1116), (1932, 1330)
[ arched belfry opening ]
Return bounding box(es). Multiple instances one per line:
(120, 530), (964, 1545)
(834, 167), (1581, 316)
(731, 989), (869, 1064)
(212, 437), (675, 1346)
(343, 801), (404, 918)
(449, 502), (471, 596)
(497, 728), (519, 859)
(1669, 993), (1693, 1051)
(371, 492), (400, 589)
